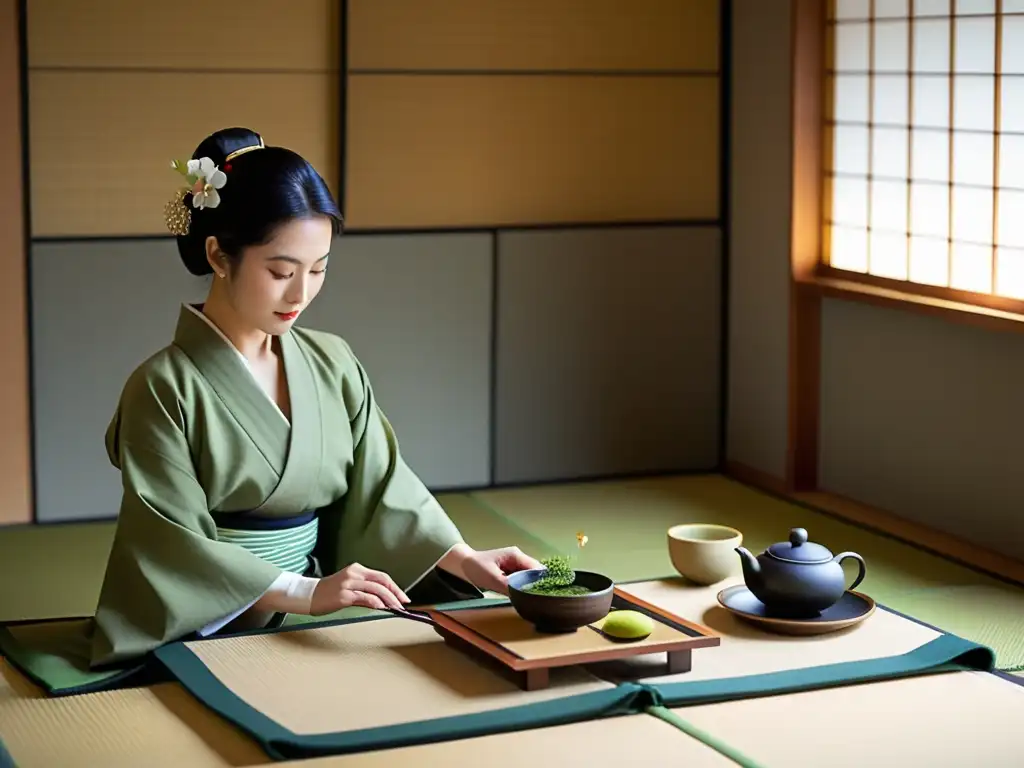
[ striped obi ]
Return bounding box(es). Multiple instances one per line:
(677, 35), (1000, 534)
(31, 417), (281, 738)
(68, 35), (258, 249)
(213, 510), (319, 574)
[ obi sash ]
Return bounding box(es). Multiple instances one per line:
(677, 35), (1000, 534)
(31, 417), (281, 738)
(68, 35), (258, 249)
(211, 510), (319, 575)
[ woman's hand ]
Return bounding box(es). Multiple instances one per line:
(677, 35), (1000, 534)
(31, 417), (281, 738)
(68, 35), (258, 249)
(441, 543), (543, 595)
(310, 562), (410, 615)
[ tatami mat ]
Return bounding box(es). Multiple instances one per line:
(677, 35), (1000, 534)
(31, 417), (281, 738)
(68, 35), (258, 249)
(0, 522), (112, 621)
(469, 475), (1001, 595)
(0, 660), (269, 767)
(663, 670), (1024, 766)
(892, 584), (1024, 671)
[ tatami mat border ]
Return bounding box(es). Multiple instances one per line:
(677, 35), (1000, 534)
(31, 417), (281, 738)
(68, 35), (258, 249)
(645, 706), (764, 768)
(0, 736), (15, 768)
(644, 632), (993, 707)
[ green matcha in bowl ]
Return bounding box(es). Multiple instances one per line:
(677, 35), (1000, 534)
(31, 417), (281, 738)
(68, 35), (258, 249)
(507, 555), (614, 633)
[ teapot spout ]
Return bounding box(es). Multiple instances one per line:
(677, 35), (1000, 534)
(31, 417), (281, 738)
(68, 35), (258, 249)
(735, 546), (762, 588)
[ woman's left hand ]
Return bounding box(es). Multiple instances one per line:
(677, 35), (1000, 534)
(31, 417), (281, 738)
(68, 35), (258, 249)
(441, 544), (543, 594)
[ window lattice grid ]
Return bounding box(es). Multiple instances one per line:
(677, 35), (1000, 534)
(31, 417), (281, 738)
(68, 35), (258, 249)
(825, 0), (1024, 299)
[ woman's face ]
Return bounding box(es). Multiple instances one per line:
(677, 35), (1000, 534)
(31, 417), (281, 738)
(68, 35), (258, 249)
(216, 216), (333, 335)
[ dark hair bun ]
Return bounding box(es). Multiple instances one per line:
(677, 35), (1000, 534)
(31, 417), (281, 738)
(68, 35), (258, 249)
(173, 127), (342, 276)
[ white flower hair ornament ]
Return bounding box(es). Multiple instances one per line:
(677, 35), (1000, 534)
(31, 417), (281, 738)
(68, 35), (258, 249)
(164, 156), (229, 236)
(184, 158), (227, 208)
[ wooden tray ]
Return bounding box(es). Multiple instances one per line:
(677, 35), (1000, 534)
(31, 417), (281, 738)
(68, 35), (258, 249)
(423, 588), (721, 690)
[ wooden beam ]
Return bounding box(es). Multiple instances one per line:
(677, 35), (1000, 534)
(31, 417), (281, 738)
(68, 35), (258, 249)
(795, 489), (1024, 587)
(0, 0), (33, 526)
(803, 270), (1024, 337)
(787, 0), (826, 492)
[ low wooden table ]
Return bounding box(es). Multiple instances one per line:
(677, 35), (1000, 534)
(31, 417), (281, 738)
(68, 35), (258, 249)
(426, 587), (721, 690)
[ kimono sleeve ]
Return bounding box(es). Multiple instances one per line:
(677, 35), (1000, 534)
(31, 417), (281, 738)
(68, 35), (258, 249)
(320, 340), (467, 593)
(90, 366), (282, 667)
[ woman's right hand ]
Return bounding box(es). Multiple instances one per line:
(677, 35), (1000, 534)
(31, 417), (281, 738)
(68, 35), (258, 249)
(310, 562), (410, 615)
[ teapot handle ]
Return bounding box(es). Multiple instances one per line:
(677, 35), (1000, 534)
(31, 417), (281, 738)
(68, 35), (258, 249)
(834, 552), (866, 592)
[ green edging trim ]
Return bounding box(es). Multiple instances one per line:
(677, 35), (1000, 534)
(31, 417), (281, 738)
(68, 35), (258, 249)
(0, 623), (158, 696)
(153, 639), (643, 761)
(0, 736), (17, 768)
(647, 633), (994, 707)
(644, 705), (764, 768)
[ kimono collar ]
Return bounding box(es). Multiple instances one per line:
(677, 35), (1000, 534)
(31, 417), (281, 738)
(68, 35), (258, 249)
(171, 303), (325, 514)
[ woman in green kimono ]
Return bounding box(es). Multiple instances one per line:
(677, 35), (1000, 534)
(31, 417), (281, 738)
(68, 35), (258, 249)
(91, 127), (542, 666)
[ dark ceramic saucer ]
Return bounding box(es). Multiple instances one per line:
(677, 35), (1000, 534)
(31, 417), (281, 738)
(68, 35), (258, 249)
(717, 585), (876, 636)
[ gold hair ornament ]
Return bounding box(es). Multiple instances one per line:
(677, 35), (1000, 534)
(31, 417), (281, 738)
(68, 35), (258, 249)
(164, 187), (192, 236)
(225, 136), (265, 162)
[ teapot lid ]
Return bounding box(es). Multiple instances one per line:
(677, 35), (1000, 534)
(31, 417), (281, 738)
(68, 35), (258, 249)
(766, 528), (833, 563)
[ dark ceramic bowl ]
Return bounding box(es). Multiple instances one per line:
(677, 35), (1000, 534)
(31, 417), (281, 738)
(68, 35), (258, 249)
(507, 569), (615, 633)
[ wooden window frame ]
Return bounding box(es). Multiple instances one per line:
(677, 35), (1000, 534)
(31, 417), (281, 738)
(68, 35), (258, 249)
(800, 0), (1024, 336)
(741, 0), (1024, 586)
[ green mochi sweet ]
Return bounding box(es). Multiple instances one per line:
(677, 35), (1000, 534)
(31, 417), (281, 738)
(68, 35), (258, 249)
(600, 610), (655, 640)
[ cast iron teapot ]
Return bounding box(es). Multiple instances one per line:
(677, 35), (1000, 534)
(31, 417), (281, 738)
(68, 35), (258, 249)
(734, 528), (866, 618)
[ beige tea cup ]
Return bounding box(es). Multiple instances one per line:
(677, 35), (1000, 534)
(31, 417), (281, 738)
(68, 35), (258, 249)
(667, 523), (744, 585)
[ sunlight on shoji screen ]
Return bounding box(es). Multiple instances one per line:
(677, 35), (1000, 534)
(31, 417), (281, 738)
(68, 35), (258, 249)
(828, 0), (1024, 299)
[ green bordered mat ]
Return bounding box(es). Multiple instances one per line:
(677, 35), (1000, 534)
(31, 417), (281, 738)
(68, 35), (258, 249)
(153, 608), (639, 761)
(0, 612), (379, 697)
(148, 587), (995, 761)
(0, 596), (495, 698)
(609, 579), (995, 698)
(0, 618), (159, 697)
(0, 589), (997, 765)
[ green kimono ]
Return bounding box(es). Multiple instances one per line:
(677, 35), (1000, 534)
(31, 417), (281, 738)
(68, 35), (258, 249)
(87, 303), (479, 667)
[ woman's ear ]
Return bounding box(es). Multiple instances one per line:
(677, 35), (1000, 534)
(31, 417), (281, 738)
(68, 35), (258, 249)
(204, 236), (228, 278)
